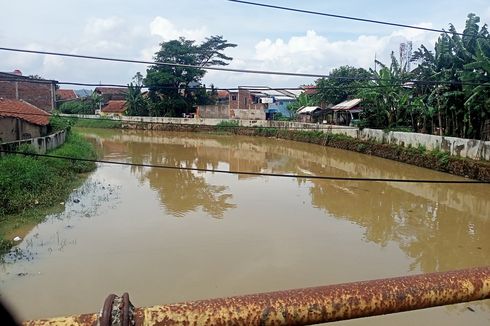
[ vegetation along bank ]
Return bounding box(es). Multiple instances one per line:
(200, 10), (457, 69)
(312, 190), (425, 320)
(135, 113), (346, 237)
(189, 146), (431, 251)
(0, 128), (97, 253)
(97, 120), (490, 182)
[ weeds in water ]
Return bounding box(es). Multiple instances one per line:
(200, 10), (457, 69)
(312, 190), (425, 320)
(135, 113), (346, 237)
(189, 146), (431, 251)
(73, 118), (123, 129)
(215, 120), (239, 133)
(0, 132), (97, 250)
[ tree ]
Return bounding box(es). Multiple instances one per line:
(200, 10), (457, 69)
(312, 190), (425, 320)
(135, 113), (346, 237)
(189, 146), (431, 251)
(314, 66), (372, 106)
(144, 36), (236, 116)
(287, 92), (316, 117)
(359, 52), (412, 129)
(126, 82), (148, 116)
(411, 13), (490, 138)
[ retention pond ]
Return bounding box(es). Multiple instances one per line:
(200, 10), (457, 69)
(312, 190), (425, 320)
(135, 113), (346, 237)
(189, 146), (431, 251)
(1, 128), (489, 325)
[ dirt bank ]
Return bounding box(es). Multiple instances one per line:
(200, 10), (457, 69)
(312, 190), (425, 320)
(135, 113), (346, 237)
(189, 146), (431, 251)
(120, 122), (490, 181)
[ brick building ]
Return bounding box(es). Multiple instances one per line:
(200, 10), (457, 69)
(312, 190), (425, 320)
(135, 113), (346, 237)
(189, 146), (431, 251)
(0, 71), (57, 112)
(94, 87), (128, 105)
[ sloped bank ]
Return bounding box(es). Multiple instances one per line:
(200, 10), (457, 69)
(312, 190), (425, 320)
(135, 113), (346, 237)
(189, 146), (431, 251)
(0, 132), (97, 252)
(119, 121), (490, 182)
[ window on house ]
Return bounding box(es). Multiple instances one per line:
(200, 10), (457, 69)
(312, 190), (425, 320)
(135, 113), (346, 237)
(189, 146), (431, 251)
(231, 95), (237, 101)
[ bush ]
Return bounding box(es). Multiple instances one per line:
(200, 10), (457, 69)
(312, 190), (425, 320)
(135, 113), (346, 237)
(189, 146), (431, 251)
(0, 132), (96, 217)
(58, 100), (95, 115)
(50, 115), (74, 132)
(73, 118), (122, 129)
(215, 120), (239, 132)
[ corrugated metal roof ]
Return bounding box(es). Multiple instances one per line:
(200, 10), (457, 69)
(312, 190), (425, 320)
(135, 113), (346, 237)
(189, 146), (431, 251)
(297, 106), (322, 114)
(331, 99), (362, 111)
(274, 96), (296, 101)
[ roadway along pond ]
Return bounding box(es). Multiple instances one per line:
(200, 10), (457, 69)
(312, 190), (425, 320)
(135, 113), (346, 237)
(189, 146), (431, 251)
(1, 127), (489, 325)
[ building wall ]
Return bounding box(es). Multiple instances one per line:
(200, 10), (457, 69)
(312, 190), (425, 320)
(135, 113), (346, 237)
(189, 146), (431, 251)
(230, 109), (266, 120)
(0, 130), (66, 155)
(0, 80), (55, 112)
(196, 105), (230, 119)
(0, 117), (17, 142)
(229, 90), (267, 110)
(0, 117), (45, 142)
(196, 105), (267, 120)
(268, 100), (295, 117)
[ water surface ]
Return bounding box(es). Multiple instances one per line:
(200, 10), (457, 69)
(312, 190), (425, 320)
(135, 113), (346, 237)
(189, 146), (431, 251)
(1, 128), (489, 325)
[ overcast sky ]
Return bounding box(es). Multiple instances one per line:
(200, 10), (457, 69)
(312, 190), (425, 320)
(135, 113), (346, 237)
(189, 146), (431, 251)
(1, 0), (489, 88)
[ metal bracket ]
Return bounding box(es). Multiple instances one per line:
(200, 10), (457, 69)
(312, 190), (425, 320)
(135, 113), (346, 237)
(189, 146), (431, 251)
(99, 293), (135, 326)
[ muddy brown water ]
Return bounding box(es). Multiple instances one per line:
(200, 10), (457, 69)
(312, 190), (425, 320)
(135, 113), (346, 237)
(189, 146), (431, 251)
(1, 128), (489, 325)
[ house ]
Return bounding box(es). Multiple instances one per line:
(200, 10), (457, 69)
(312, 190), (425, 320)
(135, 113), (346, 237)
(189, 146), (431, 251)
(94, 87), (128, 105)
(100, 100), (127, 116)
(74, 89), (92, 99)
(56, 89), (78, 103)
(0, 70), (57, 112)
(0, 98), (51, 142)
(216, 90), (230, 104)
(296, 106), (323, 123)
(197, 86), (302, 120)
(331, 99), (363, 126)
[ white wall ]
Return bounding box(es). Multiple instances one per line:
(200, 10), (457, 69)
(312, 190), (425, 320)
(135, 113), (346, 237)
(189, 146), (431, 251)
(65, 115), (490, 160)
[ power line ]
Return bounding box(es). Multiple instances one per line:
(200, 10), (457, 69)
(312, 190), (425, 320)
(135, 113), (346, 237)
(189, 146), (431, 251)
(0, 47), (329, 79)
(1, 47), (488, 87)
(1, 76), (488, 90)
(1, 150), (487, 184)
(227, 0), (484, 38)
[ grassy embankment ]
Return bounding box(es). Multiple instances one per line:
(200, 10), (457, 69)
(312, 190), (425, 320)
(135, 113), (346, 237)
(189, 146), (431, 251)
(0, 129), (97, 253)
(72, 117), (122, 129)
(73, 118), (490, 180)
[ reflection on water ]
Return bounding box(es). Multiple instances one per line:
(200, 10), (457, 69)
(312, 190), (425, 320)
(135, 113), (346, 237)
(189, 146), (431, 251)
(1, 128), (489, 325)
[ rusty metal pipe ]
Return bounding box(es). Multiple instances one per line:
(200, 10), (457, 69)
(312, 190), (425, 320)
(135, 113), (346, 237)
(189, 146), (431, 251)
(24, 266), (490, 326)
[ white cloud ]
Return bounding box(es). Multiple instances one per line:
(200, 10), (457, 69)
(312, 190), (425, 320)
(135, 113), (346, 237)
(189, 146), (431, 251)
(207, 24), (440, 87)
(84, 17), (125, 37)
(149, 17), (208, 42)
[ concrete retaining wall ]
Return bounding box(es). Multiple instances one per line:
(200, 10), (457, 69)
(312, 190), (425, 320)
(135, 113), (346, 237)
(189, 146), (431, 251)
(0, 130), (67, 155)
(196, 105), (266, 120)
(66, 114), (490, 160)
(359, 128), (490, 161)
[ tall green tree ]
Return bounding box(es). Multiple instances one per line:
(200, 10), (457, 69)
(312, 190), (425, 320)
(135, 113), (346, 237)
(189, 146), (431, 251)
(144, 36), (236, 117)
(359, 52), (412, 129)
(126, 84), (148, 116)
(314, 66), (372, 106)
(411, 13), (490, 138)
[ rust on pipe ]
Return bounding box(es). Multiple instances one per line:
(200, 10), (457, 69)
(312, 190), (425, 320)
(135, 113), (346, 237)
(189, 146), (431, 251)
(24, 266), (490, 326)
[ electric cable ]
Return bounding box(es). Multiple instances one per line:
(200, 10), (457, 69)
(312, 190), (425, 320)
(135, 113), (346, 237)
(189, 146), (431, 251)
(1, 150), (487, 184)
(227, 0), (487, 38)
(1, 47), (489, 87)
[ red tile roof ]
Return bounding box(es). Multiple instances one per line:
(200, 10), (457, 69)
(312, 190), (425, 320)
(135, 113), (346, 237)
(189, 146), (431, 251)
(217, 90), (229, 98)
(95, 87), (128, 95)
(101, 100), (127, 114)
(303, 85), (318, 95)
(57, 89), (78, 101)
(0, 98), (50, 126)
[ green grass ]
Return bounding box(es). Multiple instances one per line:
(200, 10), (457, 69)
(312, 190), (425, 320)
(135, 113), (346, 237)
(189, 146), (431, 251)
(215, 120), (239, 132)
(0, 132), (96, 251)
(73, 117), (123, 129)
(429, 148), (450, 167)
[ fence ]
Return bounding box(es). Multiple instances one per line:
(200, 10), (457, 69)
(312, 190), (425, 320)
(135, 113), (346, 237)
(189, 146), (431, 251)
(0, 129), (67, 155)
